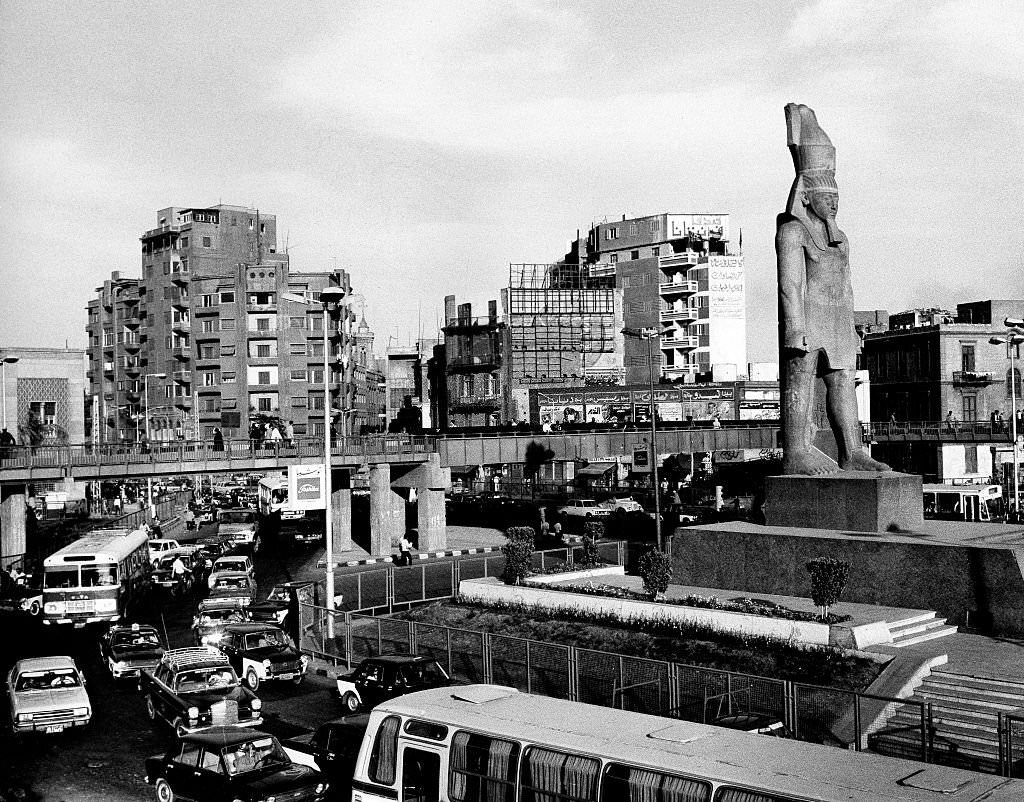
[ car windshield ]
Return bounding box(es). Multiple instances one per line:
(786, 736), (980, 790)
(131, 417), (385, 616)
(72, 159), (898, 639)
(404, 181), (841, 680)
(220, 511), (254, 524)
(404, 661), (449, 684)
(113, 630), (160, 649)
(198, 608), (244, 623)
(266, 587), (291, 601)
(221, 737), (287, 775)
(175, 667), (237, 692)
(216, 560), (246, 571)
(16, 668), (81, 691)
(244, 631), (287, 649)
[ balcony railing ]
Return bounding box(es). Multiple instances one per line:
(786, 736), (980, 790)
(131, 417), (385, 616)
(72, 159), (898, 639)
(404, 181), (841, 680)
(658, 252), (700, 271)
(952, 371), (994, 385)
(448, 354), (501, 371)
(662, 364), (699, 378)
(449, 394), (502, 410)
(659, 280), (698, 295)
(173, 370), (192, 383)
(659, 307), (697, 323)
(661, 335), (698, 349)
(171, 347), (190, 360)
(172, 319), (191, 333)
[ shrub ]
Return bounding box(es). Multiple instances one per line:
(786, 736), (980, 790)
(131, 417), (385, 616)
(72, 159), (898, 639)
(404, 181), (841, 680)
(638, 549), (672, 600)
(806, 557), (851, 619)
(502, 526), (535, 585)
(578, 521), (603, 567)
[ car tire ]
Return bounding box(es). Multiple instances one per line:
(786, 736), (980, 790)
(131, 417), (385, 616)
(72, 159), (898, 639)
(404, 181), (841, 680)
(26, 599), (41, 616)
(245, 668), (259, 691)
(155, 778), (175, 802)
(292, 672), (304, 685)
(343, 692), (360, 713)
(145, 695), (158, 722)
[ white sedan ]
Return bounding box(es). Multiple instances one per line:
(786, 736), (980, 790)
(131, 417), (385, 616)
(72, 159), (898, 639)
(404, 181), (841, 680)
(558, 499), (612, 519)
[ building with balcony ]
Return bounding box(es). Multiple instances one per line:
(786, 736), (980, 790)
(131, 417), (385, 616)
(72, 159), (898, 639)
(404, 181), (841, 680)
(86, 205), (375, 442)
(861, 298), (1024, 484)
(0, 347), (88, 446)
(435, 296), (508, 428)
(385, 338), (438, 432)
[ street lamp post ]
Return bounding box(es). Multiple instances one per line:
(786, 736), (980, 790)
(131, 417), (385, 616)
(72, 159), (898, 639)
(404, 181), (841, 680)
(144, 372), (167, 517)
(283, 286), (350, 635)
(622, 327), (663, 552)
(1, 356), (19, 433)
(991, 317), (1024, 522)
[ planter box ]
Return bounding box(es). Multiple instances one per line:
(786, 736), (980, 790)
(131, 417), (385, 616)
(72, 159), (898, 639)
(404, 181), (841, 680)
(526, 566), (625, 585)
(459, 576), (832, 647)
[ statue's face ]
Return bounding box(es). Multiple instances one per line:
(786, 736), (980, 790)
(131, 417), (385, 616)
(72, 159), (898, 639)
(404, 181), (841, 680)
(807, 190), (839, 221)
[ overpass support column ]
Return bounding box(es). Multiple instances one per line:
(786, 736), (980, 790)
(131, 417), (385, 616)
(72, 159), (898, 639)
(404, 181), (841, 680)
(1, 485), (28, 569)
(331, 469), (352, 553)
(369, 464), (403, 557)
(417, 489), (445, 552)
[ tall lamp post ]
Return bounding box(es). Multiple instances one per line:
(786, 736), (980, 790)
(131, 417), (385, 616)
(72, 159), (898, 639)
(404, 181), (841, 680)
(283, 286), (350, 635)
(144, 372), (167, 517)
(1, 356), (19, 433)
(622, 327), (663, 552)
(990, 317), (1024, 522)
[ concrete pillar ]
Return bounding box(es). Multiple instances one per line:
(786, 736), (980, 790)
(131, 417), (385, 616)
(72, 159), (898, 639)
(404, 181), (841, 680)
(331, 469), (352, 553)
(417, 488), (446, 552)
(369, 463), (403, 557)
(1, 486), (28, 569)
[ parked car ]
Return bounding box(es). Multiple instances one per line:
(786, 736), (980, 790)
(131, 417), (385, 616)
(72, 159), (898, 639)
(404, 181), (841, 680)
(218, 622), (309, 690)
(193, 598), (250, 646)
(336, 655), (451, 713)
(208, 554), (255, 589)
(208, 571), (257, 607)
(248, 580), (317, 626)
(144, 726), (329, 802)
(281, 715), (369, 795)
(138, 646), (262, 736)
(217, 508), (258, 546)
(147, 538), (181, 565)
(7, 655), (92, 734)
(558, 499), (612, 519)
(600, 496), (644, 514)
(99, 622), (165, 679)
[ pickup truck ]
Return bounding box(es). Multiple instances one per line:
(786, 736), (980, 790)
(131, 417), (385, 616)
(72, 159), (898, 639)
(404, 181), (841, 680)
(138, 646), (263, 736)
(280, 714), (369, 793)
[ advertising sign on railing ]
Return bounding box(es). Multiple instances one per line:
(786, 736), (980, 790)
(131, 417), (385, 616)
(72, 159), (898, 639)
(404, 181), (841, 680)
(288, 464), (326, 510)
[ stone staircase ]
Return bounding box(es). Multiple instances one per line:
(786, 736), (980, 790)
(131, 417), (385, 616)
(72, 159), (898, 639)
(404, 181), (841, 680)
(869, 671), (1024, 773)
(887, 612), (958, 648)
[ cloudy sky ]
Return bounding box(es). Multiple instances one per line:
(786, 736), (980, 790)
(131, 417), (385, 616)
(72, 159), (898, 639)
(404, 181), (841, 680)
(1, 0), (1021, 362)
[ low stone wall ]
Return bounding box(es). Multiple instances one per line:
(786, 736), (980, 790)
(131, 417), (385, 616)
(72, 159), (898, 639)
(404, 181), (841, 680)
(459, 576), (833, 646)
(672, 522), (1024, 636)
(525, 566), (625, 585)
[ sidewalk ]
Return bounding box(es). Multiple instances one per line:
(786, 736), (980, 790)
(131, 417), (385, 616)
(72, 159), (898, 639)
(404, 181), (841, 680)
(314, 525), (509, 569)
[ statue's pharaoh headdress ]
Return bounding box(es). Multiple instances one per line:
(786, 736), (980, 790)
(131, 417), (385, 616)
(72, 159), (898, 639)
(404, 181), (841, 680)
(784, 103), (840, 246)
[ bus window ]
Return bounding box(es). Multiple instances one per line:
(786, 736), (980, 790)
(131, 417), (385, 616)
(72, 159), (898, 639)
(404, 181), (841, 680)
(45, 567), (79, 588)
(82, 565), (117, 587)
(715, 788), (789, 802)
(449, 732), (519, 802)
(601, 763), (710, 802)
(369, 715), (400, 785)
(402, 748), (440, 802)
(521, 748), (599, 802)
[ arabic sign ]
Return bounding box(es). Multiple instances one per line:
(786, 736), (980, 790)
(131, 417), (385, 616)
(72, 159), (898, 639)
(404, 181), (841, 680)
(288, 464), (326, 511)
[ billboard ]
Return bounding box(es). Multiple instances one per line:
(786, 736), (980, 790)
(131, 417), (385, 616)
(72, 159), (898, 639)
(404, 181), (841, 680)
(288, 464), (326, 511)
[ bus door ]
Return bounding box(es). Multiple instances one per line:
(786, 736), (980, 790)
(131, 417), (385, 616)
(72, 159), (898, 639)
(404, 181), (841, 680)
(400, 746), (441, 802)
(965, 494), (981, 521)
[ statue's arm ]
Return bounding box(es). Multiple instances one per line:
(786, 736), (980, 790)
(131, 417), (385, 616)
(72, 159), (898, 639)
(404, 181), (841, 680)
(776, 222), (808, 351)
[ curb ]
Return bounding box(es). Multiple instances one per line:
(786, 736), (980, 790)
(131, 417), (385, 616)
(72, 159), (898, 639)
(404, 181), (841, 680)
(316, 538), (584, 569)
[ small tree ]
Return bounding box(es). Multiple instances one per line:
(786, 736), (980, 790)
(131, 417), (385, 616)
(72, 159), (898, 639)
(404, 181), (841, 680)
(502, 525), (536, 585)
(638, 549), (672, 600)
(806, 556), (851, 620)
(524, 441), (555, 498)
(578, 520), (603, 567)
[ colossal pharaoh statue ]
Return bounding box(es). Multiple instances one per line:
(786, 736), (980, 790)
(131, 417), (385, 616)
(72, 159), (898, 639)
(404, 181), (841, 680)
(776, 104), (889, 476)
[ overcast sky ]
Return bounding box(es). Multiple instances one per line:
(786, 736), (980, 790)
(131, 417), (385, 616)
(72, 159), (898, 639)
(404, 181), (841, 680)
(1, 0), (1021, 362)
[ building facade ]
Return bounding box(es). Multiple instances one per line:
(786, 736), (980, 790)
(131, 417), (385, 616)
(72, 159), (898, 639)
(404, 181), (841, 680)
(0, 347), (87, 446)
(385, 339), (437, 432)
(86, 205), (373, 443)
(438, 296), (508, 428)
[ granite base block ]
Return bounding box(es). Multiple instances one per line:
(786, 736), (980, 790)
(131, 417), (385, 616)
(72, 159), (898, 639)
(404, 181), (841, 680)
(765, 472), (923, 533)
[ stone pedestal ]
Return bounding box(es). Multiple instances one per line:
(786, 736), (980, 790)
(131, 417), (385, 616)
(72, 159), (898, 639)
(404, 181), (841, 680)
(765, 471), (923, 533)
(369, 464), (404, 556)
(1, 487), (27, 568)
(417, 489), (446, 552)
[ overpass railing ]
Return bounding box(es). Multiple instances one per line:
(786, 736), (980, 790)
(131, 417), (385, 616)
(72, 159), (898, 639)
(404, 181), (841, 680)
(0, 435), (436, 472)
(863, 420), (1018, 442)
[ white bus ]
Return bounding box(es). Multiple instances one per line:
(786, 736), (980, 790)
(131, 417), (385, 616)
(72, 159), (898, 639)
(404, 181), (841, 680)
(923, 483), (1003, 522)
(350, 685), (1022, 802)
(42, 527), (151, 626)
(257, 475), (305, 521)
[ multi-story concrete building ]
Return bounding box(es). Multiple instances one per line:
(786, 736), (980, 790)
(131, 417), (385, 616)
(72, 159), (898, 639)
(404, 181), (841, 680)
(385, 339), (437, 432)
(437, 296), (508, 428)
(0, 347), (87, 445)
(862, 298), (1024, 487)
(87, 205), (371, 443)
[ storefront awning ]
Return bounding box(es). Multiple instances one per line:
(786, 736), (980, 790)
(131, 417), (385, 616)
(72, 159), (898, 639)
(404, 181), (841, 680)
(577, 461), (617, 477)
(448, 465), (479, 477)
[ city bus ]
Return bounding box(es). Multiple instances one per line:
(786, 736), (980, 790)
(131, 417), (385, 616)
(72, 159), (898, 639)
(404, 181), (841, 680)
(42, 527), (151, 626)
(350, 685), (1023, 802)
(922, 483), (1003, 522)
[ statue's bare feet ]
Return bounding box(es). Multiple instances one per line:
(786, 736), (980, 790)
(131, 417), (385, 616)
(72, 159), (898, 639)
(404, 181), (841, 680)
(840, 450), (890, 472)
(784, 449), (839, 476)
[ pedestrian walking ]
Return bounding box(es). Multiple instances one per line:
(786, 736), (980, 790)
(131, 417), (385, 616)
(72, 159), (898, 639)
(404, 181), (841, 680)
(213, 427), (224, 452)
(284, 420), (295, 447)
(399, 534), (413, 566)
(184, 507), (196, 531)
(553, 520), (563, 541)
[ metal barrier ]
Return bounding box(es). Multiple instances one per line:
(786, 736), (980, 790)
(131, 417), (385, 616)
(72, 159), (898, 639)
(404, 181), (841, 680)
(1000, 711), (1024, 778)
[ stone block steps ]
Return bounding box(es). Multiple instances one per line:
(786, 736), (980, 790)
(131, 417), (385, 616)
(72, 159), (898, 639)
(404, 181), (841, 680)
(868, 672), (1024, 773)
(887, 612), (958, 647)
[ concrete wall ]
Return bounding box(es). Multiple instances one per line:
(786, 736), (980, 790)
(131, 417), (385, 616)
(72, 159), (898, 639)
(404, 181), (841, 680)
(672, 523), (1024, 635)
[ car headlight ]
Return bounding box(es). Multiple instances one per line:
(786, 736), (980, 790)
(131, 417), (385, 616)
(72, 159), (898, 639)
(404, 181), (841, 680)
(188, 706), (199, 720)
(251, 698), (262, 711)
(44, 602), (61, 614)
(113, 660), (128, 671)
(315, 783), (327, 794)
(266, 796), (277, 802)
(17, 713), (33, 722)
(74, 707), (90, 717)
(262, 659), (272, 669)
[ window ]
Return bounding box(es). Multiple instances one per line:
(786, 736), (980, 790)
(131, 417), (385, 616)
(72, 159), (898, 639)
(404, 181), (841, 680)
(291, 396), (307, 407)
(257, 397), (272, 411)
(289, 316), (305, 329)
(289, 343), (306, 355)
(202, 371), (217, 387)
(368, 717), (399, 785)
(309, 368), (324, 384)
(29, 402), (57, 425)
(163, 262), (170, 275)
(220, 344), (235, 357)
(309, 392), (325, 411)
(221, 319), (236, 331)
(603, 763), (710, 801)
(520, 747), (598, 802)
(309, 342), (324, 357)
(449, 732), (519, 802)
(258, 371), (271, 385)
(965, 445), (979, 473)
(181, 236), (189, 248)
(256, 318), (270, 332)
(631, 250), (639, 260)
(202, 320), (218, 333)
(310, 316), (323, 331)
(201, 295), (215, 308)
(609, 253), (618, 264)
(716, 790), (787, 802)
(220, 291), (235, 303)
(202, 236), (212, 247)
(962, 395), (977, 422)
(652, 246), (660, 256)
(222, 372), (236, 383)
(605, 227), (618, 240)
(290, 369), (307, 381)
(256, 345), (271, 358)
(177, 743), (202, 768)
(961, 343), (976, 373)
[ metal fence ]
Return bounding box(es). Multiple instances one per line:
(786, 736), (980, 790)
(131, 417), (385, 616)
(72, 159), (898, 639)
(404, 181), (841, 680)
(1001, 711), (1024, 778)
